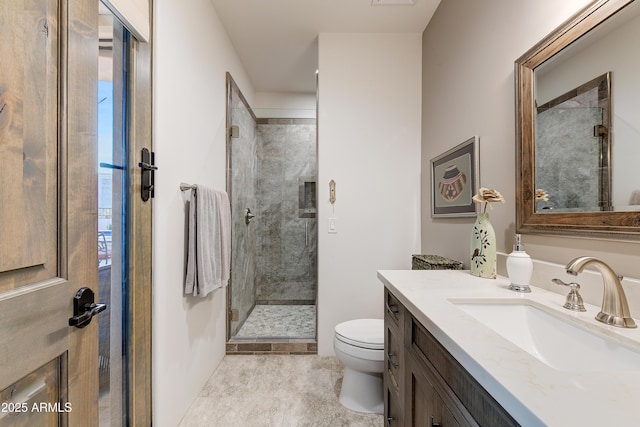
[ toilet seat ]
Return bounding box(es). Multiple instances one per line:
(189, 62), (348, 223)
(335, 319), (384, 350)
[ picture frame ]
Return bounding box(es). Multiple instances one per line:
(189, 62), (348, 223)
(431, 136), (479, 217)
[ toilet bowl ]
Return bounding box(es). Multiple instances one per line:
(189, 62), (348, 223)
(334, 318), (384, 414)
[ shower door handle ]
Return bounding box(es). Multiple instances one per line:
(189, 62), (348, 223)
(245, 208), (255, 225)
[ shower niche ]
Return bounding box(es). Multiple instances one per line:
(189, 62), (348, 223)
(299, 177), (317, 218)
(226, 73), (317, 352)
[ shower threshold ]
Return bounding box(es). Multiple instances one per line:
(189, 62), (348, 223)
(227, 304), (317, 355)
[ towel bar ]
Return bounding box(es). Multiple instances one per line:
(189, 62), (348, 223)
(180, 183), (197, 191)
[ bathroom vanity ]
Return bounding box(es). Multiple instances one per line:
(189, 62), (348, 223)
(383, 282), (516, 426)
(379, 269), (640, 426)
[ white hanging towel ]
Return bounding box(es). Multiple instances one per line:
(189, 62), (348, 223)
(184, 185), (231, 297)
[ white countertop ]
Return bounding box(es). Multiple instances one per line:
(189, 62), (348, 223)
(377, 269), (640, 426)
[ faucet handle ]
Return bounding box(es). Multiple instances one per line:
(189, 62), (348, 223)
(552, 278), (587, 312)
(552, 278), (579, 289)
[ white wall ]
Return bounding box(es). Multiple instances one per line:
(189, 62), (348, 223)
(421, 0), (640, 313)
(317, 33), (422, 356)
(253, 91), (316, 118)
(152, 0), (253, 425)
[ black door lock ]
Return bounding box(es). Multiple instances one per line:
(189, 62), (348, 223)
(68, 287), (107, 328)
(139, 147), (157, 201)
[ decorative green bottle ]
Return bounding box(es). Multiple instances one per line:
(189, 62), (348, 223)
(470, 212), (496, 279)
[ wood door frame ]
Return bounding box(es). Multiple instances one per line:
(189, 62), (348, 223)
(65, 0), (100, 421)
(125, 10), (153, 424)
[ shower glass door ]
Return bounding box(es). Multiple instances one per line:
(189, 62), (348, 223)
(226, 74), (317, 343)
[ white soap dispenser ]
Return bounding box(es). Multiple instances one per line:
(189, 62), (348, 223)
(506, 234), (533, 293)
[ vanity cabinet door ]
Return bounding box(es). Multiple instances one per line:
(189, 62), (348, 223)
(385, 384), (404, 427)
(384, 288), (405, 425)
(406, 352), (467, 427)
(384, 324), (404, 425)
(386, 319), (403, 390)
(385, 288), (404, 329)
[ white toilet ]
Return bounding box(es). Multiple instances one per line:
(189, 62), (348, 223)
(334, 318), (384, 414)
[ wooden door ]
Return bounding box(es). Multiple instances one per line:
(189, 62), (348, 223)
(0, 0), (100, 425)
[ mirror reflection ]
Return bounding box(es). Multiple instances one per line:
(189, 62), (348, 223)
(535, 73), (611, 212)
(533, 1), (640, 213)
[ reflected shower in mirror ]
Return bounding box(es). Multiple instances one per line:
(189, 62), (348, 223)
(535, 73), (611, 212)
(531, 0), (640, 213)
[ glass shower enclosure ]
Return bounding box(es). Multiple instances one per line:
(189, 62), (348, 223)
(226, 73), (317, 345)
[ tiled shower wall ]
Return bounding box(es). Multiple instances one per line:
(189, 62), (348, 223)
(256, 119), (317, 304)
(229, 85), (258, 337)
(536, 107), (602, 210)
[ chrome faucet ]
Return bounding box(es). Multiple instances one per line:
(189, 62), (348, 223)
(565, 257), (636, 328)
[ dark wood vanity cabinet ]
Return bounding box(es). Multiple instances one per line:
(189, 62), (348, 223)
(384, 289), (405, 426)
(384, 288), (520, 427)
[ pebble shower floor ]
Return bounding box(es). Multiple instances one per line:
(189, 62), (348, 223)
(235, 305), (316, 339)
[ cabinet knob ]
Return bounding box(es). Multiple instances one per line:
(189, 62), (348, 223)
(430, 416), (441, 427)
(386, 416), (395, 427)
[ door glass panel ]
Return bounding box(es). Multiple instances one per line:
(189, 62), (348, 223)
(0, 356), (68, 427)
(98, 3), (128, 425)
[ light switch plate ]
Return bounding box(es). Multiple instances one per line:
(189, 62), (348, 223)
(328, 217), (337, 234)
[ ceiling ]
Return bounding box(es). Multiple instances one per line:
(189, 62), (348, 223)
(211, 0), (441, 94)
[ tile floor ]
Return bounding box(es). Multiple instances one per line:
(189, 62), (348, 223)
(179, 355), (383, 426)
(235, 305), (316, 339)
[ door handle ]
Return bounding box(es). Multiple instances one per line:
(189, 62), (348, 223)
(305, 222), (309, 247)
(68, 287), (107, 328)
(386, 302), (399, 316)
(139, 148), (157, 201)
(245, 208), (255, 225)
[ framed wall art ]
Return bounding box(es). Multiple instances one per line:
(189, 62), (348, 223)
(431, 136), (479, 217)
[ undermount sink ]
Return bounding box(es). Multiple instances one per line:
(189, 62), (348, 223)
(450, 299), (640, 373)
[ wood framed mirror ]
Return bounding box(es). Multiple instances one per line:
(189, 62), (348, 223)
(515, 0), (640, 239)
